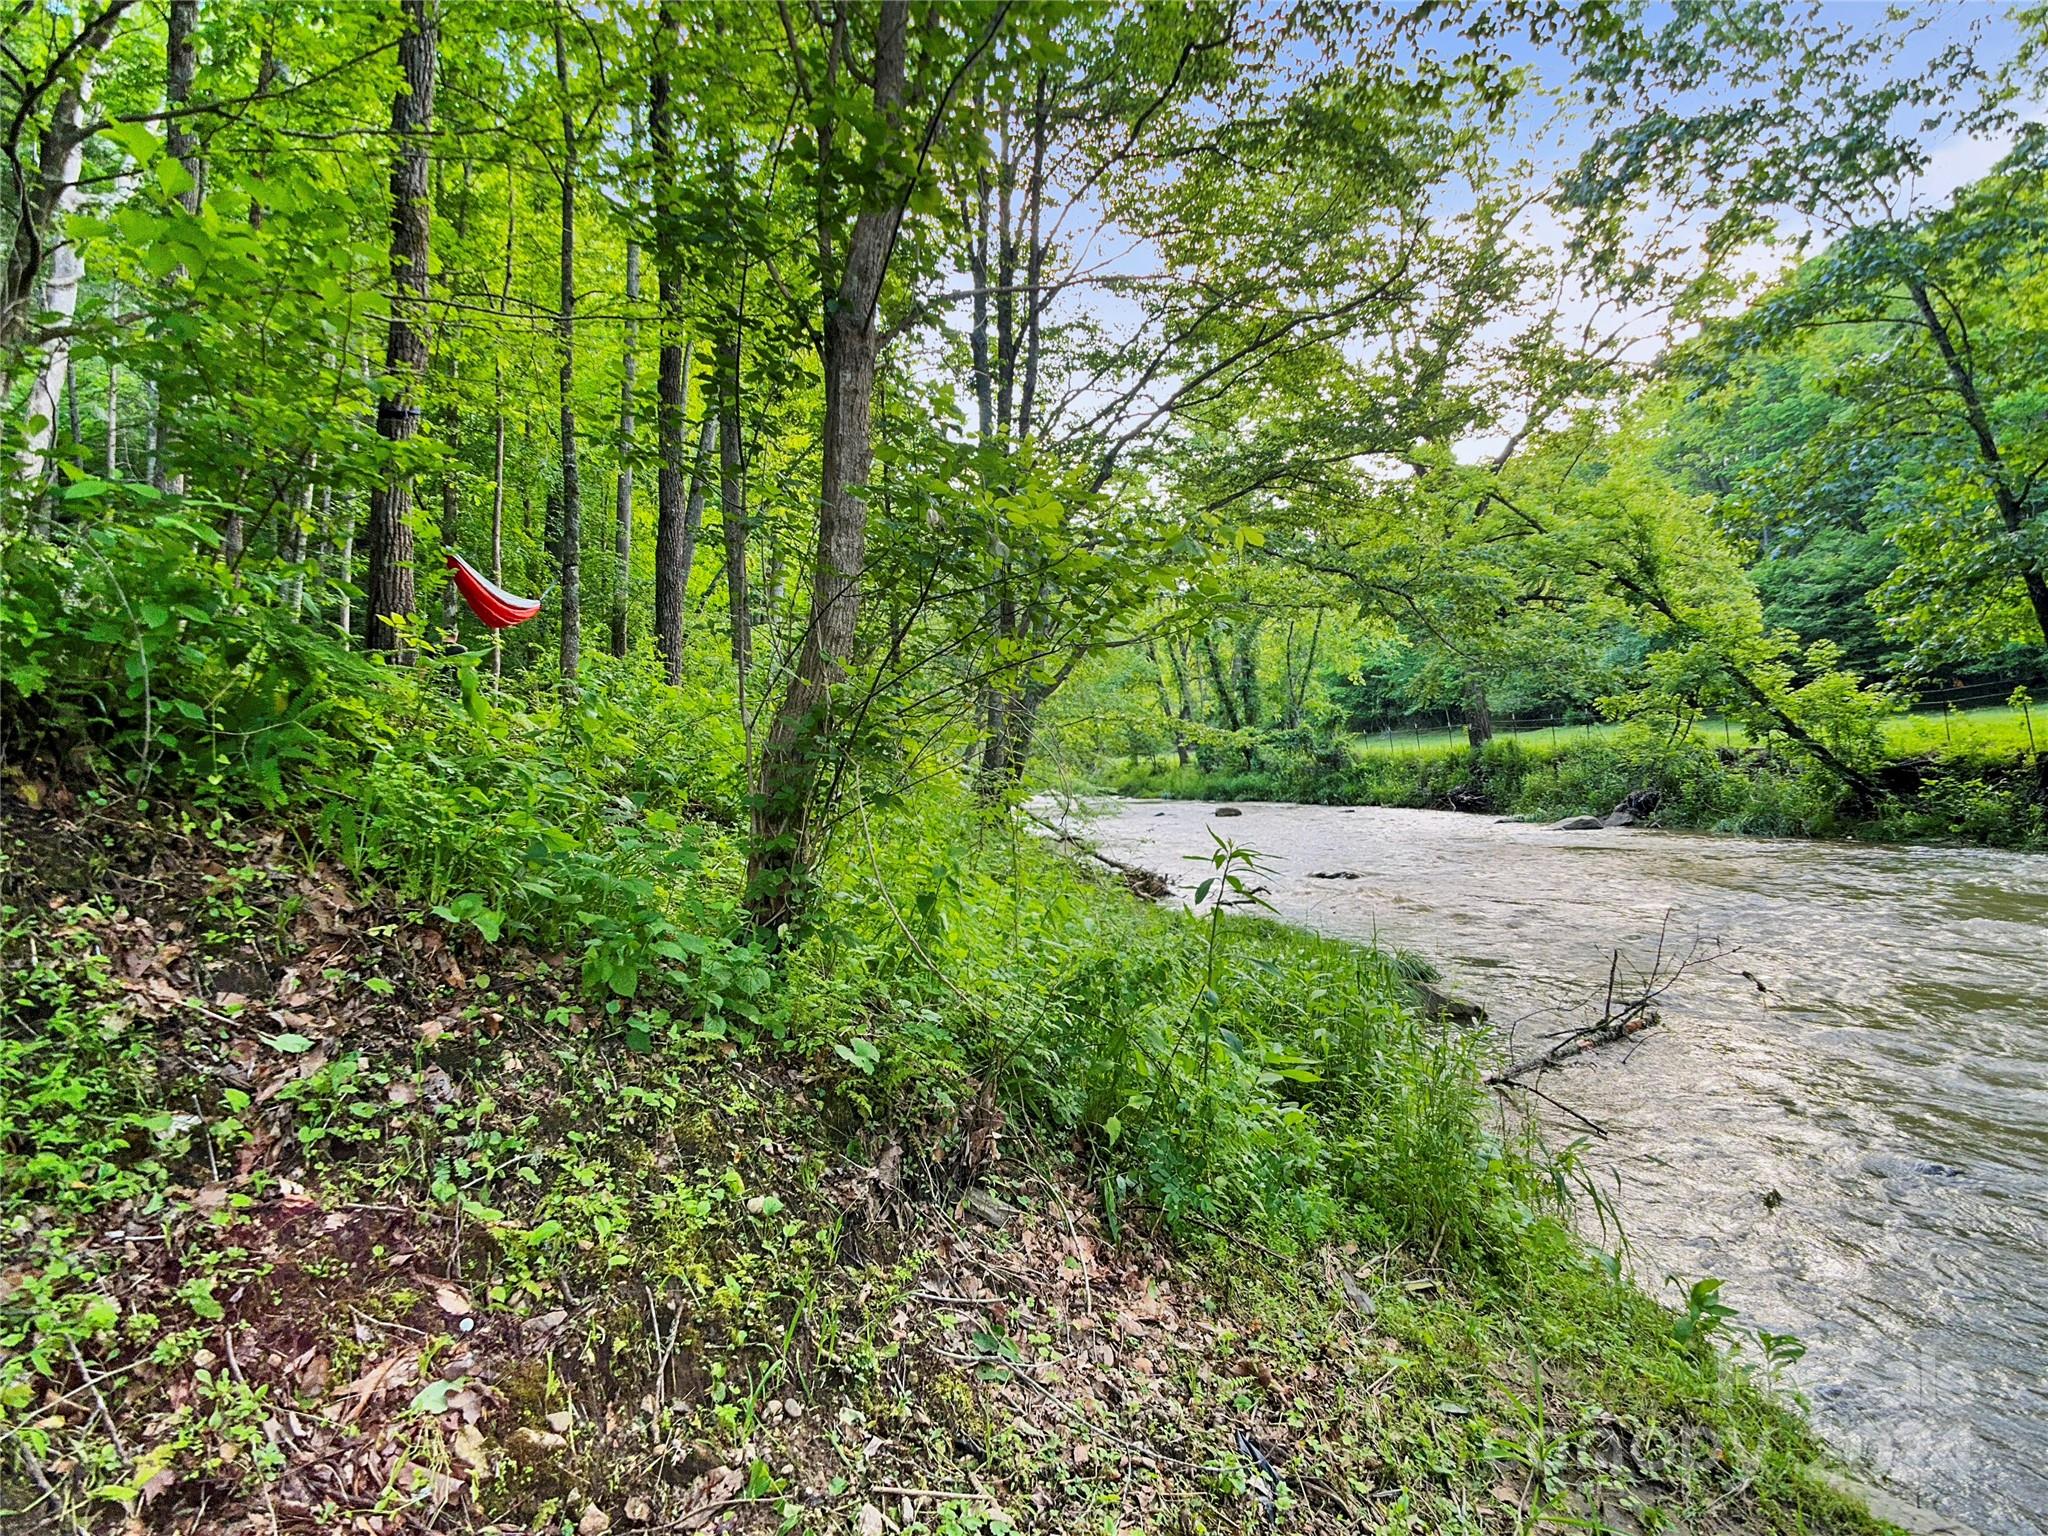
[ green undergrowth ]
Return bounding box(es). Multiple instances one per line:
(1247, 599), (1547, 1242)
(1101, 725), (2048, 848)
(0, 531), (1893, 1530)
(0, 793), (1889, 1534)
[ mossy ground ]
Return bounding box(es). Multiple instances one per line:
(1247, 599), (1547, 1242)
(2, 788), (1894, 1536)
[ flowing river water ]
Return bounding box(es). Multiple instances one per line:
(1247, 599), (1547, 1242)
(1069, 798), (2048, 1536)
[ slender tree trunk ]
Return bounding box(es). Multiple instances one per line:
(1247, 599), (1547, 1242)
(363, 0), (436, 655)
(1017, 69), (1048, 437)
(283, 466), (313, 616)
(653, 336), (697, 680)
(994, 102), (1016, 438)
(554, 20), (581, 683)
(1465, 678), (1494, 749)
(439, 361), (461, 643)
(749, 303), (879, 925)
(719, 327), (748, 681)
(104, 361), (118, 475)
(750, 0), (966, 929)
(1146, 642), (1192, 765)
(337, 495), (356, 642)
(1905, 276), (2048, 646)
(649, 0), (691, 683)
(154, 0), (201, 498)
(436, 155), (472, 646)
(18, 75), (94, 487)
(222, 43), (281, 563)
(491, 179), (515, 678)
(1202, 633), (1242, 731)
(968, 160), (994, 443)
(612, 242), (640, 658)
(1233, 617), (1261, 728)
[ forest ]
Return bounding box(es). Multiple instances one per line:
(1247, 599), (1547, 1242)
(4, 2), (2045, 1534)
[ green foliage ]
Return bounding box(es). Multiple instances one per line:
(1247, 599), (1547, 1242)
(794, 789), (1517, 1254)
(1104, 713), (2048, 849)
(2, 488), (380, 802)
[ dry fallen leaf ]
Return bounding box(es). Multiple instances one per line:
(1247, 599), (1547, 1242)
(432, 1283), (471, 1317)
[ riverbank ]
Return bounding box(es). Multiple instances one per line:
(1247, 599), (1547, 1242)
(1068, 797), (2048, 1535)
(1095, 728), (2048, 849)
(1, 782), (1898, 1536)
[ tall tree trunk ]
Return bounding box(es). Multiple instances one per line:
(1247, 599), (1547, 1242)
(968, 157), (994, 443)
(1465, 678), (1493, 749)
(337, 493), (356, 641)
(283, 465), (313, 616)
(153, 0), (201, 498)
(1016, 68), (1048, 438)
(222, 42), (281, 563)
(553, 20), (581, 683)
(18, 72), (94, 488)
(1905, 276), (2048, 647)
(994, 102), (1016, 439)
(1233, 618), (1261, 728)
(0, 9), (119, 356)
(104, 361), (118, 475)
(654, 330), (705, 681)
(747, 0), (917, 930)
(363, 0), (435, 655)
(719, 327), (748, 682)
(649, 0), (690, 682)
(1201, 633), (1242, 731)
(435, 155), (472, 645)
(612, 242), (640, 658)
(1147, 641), (1192, 766)
(438, 360), (461, 643)
(491, 179), (515, 679)
(307, 481), (334, 623)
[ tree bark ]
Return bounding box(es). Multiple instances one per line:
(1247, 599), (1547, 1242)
(491, 177), (515, 678)
(747, 0), (914, 930)
(612, 242), (640, 658)
(363, 0), (436, 655)
(16, 73), (93, 488)
(649, 0), (690, 682)
(554, 19), (581, 683)
(1464, 678), (1493, 749)
(968, 157), (994, 443)
(153, 0), (201, 498)
(719, 327), (748, 682)
(104, 361), (118, 475)
(1201, 633), (1241, 731)
(222, 42), (281, 563)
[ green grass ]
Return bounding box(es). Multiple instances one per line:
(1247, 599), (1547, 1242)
(1333, 701), (2038, 763)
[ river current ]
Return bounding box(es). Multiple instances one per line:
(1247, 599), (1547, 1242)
(1069, 798), (2048, 1536)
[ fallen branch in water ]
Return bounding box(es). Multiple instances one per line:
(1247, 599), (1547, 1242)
(1024, 811), (1175, 899)
(1487, 921), (1738, 1089)
(1485, 1000), (1659, 1085)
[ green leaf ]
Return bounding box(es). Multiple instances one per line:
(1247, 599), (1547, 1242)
(263, 1032), (316, 1054)
(409, 1377), (461, 1414)
(156, 157), (196, 200)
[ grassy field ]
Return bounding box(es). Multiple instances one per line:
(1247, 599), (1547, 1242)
(1331, 701), (2039, 763)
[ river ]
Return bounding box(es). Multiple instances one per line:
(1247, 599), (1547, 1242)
(1069, 798), (2048, 1536)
